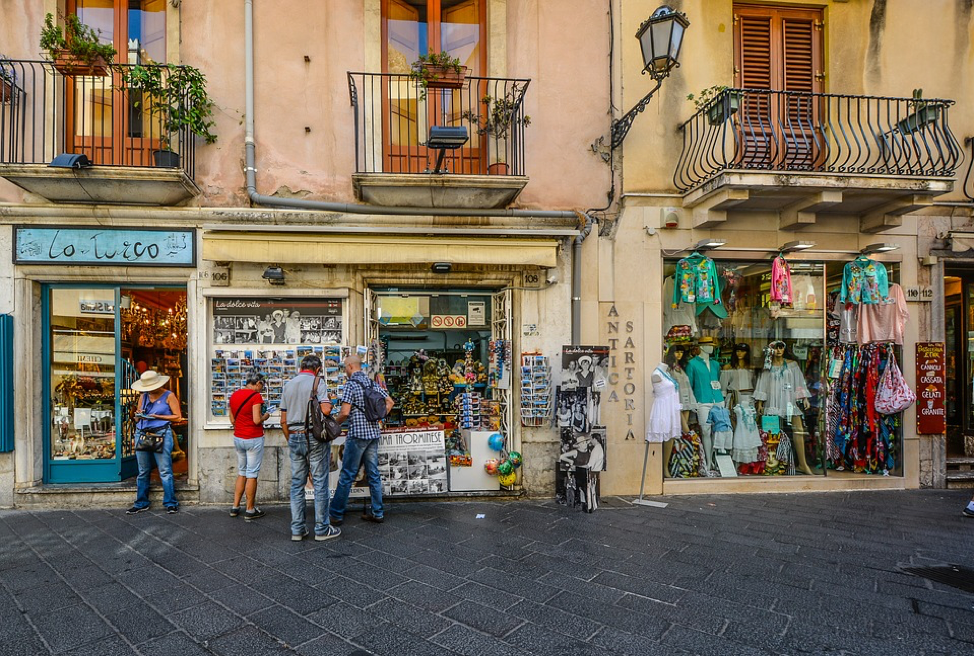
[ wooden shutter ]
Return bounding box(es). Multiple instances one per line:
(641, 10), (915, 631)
(733, 5), (823, 169)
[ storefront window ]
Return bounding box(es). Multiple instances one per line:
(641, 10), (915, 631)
(661, 256), (903, 480)
(50, 288), (118, 462)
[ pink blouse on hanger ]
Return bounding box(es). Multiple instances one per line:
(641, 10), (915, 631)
(857, 283), (909, 345)
(770, 256), (793, 303)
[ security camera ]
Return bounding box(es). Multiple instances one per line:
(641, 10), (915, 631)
(545, 270), (560, 285)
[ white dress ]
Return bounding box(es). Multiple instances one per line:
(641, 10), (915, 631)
(754, 361), (809, 418)
(646, 366), (682, 443)
(732, 404), (762, 463)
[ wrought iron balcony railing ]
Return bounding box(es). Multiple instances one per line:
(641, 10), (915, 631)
(674, 88), (962, 192)
(347, 72), (530, 176)
(0, 59), (199, 179)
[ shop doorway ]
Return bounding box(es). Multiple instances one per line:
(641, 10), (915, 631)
(44, 285), (188, 484)
(944, 273), (969, 458)
(366, 287), (512, 493)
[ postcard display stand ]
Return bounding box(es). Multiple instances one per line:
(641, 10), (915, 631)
(520, 353), (552, 426)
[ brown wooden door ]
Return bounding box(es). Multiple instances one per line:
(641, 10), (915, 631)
(65, 0), (167, 166)
(734, 4), (824, 170)
(381, 0), (486, 173)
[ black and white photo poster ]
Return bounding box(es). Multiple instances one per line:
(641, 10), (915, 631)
(212, 298), (343, 345)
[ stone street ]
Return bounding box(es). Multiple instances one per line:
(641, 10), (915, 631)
(1, 489), (973, 655)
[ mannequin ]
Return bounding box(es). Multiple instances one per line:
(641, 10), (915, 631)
(648, 361), (682, 466)
(686, 337), (724, 471)
(754, 340), (814, 475)
(660, 344), (695, 470)
(720, 343), (755, 409)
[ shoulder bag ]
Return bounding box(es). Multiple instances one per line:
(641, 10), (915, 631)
(305, 374), (342, 443)
(134, 393), (167, 453)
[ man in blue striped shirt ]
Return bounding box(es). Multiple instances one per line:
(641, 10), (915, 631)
(330, 355), (394, 525)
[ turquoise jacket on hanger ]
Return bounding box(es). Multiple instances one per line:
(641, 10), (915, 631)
(672, 253), (721, 306)
(841, 256), (889, 304)
(686, 355), (724, 404)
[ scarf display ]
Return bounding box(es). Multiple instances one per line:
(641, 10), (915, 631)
(825, 343), (898, 474)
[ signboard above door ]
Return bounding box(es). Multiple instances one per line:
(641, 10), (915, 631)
(13, 226), (196, 266)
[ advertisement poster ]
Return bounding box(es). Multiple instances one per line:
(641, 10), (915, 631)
(916, 342), (946, 435)
(323, 429), (447, 499)
(212, 298), (343, 345)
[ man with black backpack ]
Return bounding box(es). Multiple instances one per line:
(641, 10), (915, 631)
(330, 355), (394, 525)
(279, 354), (341, 542)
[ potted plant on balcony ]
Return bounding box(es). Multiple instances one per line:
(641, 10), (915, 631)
(897, 88), (942, 135)
(409, 51), (467, 100)
(460, 85), (531, 175)
(0, 55), (15, 104)
(121, 63), (217, 167)
(688, 85), (742, 126)
(40, 12), (116, 76)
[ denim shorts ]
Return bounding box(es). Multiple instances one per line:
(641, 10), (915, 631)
(234, 436), (264, 478)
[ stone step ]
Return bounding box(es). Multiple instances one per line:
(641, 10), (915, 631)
(945, 470), (974, 482)
(15, 482), (200, 509)
(946, 457), (974, 466)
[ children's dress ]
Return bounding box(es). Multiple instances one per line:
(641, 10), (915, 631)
(732, 404), (762, 463)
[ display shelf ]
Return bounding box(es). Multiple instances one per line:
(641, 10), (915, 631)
(519, 352), (552, 427)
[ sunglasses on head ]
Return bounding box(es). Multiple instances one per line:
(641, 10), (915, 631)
(771, 342), (786, 349)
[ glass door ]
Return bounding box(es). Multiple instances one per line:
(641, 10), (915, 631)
(46, 287), (127, 483)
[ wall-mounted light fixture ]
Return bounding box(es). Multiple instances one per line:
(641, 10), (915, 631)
(262, 265), (286, 285)
(426, 126), (469, 174)
(694, 238), (726, 251)
(860, 243), (900, 255)
(609, 5), (690, 150)
(431, 262), (452, 274)
(49, 153), (92, 169)
(780, 240), (816, 253)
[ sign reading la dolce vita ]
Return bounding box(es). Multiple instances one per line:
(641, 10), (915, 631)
(13, 226), (196, 266)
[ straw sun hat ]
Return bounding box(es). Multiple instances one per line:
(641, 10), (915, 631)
(130, 370), (170, 392)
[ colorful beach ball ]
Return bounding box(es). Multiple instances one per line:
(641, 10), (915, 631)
(498, 471), (517, 487)
(497, 460), (514, 476)
(507, 451), (522, 468)
(487, 432), (505, 451)
(484, 459), (500, 475)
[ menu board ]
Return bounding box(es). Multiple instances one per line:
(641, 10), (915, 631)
(916, 342), (946, 435)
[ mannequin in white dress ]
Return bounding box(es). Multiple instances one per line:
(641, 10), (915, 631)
(650, 361), (683, 470)
(754, 341), (814, 475)
(720, 343), (755, 409)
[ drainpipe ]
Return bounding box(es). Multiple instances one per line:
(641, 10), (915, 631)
(242, 0), (594, 341)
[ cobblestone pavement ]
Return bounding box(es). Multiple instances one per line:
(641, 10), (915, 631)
(1, 489), (973, 655)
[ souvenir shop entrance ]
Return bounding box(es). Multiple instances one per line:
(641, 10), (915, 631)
(366, 287), (514, 495)
(43, 285), (188, 484)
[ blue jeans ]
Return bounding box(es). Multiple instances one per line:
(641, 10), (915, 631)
(133, 427), (177, 509)
(331, 437), (383, 519)
(288, 432), (331, 536)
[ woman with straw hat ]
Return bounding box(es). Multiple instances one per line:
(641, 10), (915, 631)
(127, 370), (183, 515)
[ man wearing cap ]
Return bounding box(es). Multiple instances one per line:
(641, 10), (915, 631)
(280, 354), (341, 541)
(127, 370), (183, 515)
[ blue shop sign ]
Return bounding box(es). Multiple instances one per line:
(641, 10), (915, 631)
(13, 226), (196, 266)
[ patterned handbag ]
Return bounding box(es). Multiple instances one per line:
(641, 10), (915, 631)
(874, 353), (916, 414)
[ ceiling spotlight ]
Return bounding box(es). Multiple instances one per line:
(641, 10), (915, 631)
(694, 238), (726, 251)
(780, 240), (815, 253)
(262, 265), (285, 285)
(860, 243), (900, 254)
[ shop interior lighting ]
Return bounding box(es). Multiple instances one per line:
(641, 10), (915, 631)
(694, 238), (726, 251)
(262, 265), (286, 285)
(780, 240), (815, 253)
(860, 243), (900, 254)
(49, 153), (92, 169)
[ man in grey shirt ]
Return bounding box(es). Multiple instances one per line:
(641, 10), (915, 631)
(279, 354), (341, 542)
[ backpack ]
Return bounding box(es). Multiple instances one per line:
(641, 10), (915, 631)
(305, 374), (342, 443)
(351, 378), (389, 422)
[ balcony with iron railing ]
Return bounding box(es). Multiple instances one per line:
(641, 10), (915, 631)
(672, 88), (963, 231)
(347, 72), (531, 209)
(0, 59), (202, 205)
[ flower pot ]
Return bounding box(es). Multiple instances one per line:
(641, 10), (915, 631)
(52, 51), (110, 76)
(152, 149), (181, 168)
(896, 105), (940, 135)
(706, 92), (741, 126)
(424, 64), (467, 89)
(487, 162), (510, 175)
